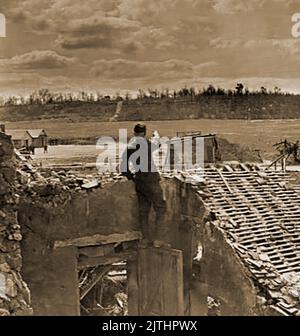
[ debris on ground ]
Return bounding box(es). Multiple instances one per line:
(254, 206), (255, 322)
(79, 264), (128, 316)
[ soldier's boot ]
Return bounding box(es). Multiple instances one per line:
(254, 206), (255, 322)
(153, 240), (171, 248)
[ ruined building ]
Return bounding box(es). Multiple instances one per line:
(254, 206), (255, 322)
(1, 131), (300, 316)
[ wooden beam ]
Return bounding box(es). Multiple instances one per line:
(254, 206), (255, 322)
(54, 231), (142, 249)
(217, 169), (232, 193)
(266, 154), (285, 170)
(80, 265), (112, 300)
(78, 252), (135, 269)
(79, 245), (114, 258)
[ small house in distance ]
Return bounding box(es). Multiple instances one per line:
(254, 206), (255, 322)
(6, 130), (30, 149)
(6, 129), (48, 150)
(164, 132), (218, 170)
(26, 129), (48, 148)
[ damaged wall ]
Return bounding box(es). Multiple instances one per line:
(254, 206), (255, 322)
(19, 179), (140, 315)
(191, 221), (259, 316)
(19, 180), (139, 241)
(165, 176), (265, 316)
(18, 173), (189, 316)
(0, 132), (32, 316)
(128, 175), (261, 316)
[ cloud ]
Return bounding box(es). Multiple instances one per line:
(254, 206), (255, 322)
(116, 0), (170, 23)
(55, 14), (140, 50)
(210, 38), (241, 49)
(241, 38), (300, 56)
(90, 58), (217, 81)
(211, 0), (300, 14)
(209, 37), (300, 56)
(0, 50), (76, 70)
(271, 39), (300, 55)
(62, 15), (140, 37)
(56, 36), (112, 50)
(4, 0), (214, 53)
(212, 0), (264, 14)
(0, 72), (83, 96)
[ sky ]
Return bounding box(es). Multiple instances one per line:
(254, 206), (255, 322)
(1, 0), (300, 96)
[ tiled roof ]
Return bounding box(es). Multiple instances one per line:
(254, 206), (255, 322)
(26, 129), (46, 138)
(6, 130), (28, 140)
(174, 164), (300, 315)
(6, 129), (46, 140)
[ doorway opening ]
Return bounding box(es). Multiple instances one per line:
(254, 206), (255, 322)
(79, 262), (128, 316)
(76, 239), (138, 316)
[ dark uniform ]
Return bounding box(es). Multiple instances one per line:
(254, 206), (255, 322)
(120, 126), (168, 244)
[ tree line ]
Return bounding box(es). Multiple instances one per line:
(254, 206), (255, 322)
(0, 84), (292, 106)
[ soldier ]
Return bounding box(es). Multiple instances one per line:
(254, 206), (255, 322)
(119, 123), (169, 248)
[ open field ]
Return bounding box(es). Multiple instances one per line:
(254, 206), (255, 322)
(6, 119), (300, 156)
(33, 145), (101, 167)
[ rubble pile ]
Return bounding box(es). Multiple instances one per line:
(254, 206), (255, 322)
(0, 133), (32, 315)
(217, 137), (262, 163)
(101, 276), (128, 316)
(177, 164), (300, 316)
(15, 162), (125, 209)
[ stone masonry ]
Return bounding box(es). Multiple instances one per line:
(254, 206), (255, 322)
(0, 132), (32, 315)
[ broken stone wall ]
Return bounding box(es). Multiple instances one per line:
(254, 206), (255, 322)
(0, 132), (32, 315)
(19, 180), (139, 241)
(19, 180), (139, 315)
